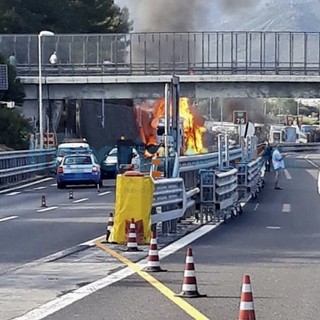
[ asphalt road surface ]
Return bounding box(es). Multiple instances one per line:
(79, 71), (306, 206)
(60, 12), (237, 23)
(0, 178), (115, 274)
(45, 153), (320, 320)
(1, 152), (320, 320)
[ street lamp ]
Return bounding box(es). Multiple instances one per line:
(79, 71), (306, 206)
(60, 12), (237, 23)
(38, 30), (54, 149)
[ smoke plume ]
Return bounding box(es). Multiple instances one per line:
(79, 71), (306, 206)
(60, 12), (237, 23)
(126, 0), (212, 32)
(217, 0), (261, 13)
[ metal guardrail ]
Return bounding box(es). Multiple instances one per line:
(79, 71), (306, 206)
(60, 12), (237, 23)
(0, 149), (55, 187)
(2, 31), (320, 76)
(279, 142), (320, 153)
(179, 148), (242, 172)
(151, 177), (198, 225)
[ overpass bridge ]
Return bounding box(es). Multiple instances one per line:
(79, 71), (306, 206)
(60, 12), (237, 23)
(2, 31), (320, 99)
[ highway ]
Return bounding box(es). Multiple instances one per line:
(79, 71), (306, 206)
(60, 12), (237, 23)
(0, 179), (115, 275)
(1, 152), (320, 319)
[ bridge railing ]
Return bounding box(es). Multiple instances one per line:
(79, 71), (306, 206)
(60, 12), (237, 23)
(2, 31), (320, 76)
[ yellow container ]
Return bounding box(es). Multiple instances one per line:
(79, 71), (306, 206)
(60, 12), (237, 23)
(109, 175), (154, 244)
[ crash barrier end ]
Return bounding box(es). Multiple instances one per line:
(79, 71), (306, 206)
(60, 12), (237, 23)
(175, 247), (206, 298)
(238, 274), (256, 320)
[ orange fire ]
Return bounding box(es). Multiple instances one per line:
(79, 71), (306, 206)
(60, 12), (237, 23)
(134, 98), (207, 156)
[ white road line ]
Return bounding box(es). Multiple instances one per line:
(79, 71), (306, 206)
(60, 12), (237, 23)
(33, 186), (47, 190)
(284, 169), (292, 180)
(0, 216), (18, 223)
(266, 226), (282, 230)
(0, 177), (53, 194)
(253, 203), (259, 211)
(5, 191), (21, 196)
(282, 203), (291, 213)
(36, 206), (58, 213)
(12, 223), (221, 320)
(50, 183), (57, 187)
(98, 191), (111, 196)
(73, 198), (89, 203)
(304, 155), (320, 169)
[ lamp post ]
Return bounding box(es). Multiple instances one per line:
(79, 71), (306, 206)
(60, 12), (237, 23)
(38, 30), (54, 149)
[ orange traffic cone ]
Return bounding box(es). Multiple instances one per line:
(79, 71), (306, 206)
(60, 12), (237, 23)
(145, 230), (166, 272)
(106, 213), (114, 242)
(238, 274), (256, 320)
(126, 218), (141, 252)
(175, 247), (206, 298)
(41, 195), (47, 208)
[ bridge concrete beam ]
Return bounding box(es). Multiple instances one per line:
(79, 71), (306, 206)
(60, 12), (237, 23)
(20, 75), (320, 100)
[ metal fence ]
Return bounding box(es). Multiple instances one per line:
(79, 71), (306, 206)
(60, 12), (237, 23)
(0, 149), (55, 187)
(2, 31), (320, 76)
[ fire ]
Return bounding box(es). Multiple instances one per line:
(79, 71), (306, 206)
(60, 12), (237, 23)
(134, 98), (207, 156)
(179, 98), (207, 155)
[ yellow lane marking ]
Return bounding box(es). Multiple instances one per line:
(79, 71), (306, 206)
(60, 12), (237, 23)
(95, 241), (210, 320)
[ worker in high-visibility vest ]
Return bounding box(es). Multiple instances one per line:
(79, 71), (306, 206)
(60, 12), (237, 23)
(157, 143), (165, 157)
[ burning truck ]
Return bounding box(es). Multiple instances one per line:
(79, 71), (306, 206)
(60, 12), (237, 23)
(133, 97), (208, 156)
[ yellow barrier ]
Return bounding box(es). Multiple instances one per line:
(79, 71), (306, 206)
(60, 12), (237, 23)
(109, 175), (154, 244)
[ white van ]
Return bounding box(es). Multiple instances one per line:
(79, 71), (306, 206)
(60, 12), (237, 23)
(55, 141), (92, 168)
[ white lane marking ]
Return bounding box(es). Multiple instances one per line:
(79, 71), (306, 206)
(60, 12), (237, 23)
(33, 186), (47, 190)
(36, 206), (58, 213)
(0, 177), (53, 194)
(253, 203), (259, 211)
(304, 155), (320, 169)
(284, 169), (292, 180)
(0, 216), (18, 223)
(50, 183), (57, 187)
(98, 191), (111, 196)
(6, 191), (21, 196)
(266, 226), (282, 230)
(12, 223), (221, 320)
(282, 203), (291, 213)
(73, 198), (89, 203)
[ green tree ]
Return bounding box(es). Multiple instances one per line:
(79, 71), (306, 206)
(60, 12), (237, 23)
(0, 54), (28, 149)
(0, 0), (132, 34)
(0, 106), (31, 149)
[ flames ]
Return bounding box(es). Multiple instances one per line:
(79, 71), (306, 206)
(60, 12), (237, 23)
(134, 98), (207, 156)
(179, 98), (207, 155)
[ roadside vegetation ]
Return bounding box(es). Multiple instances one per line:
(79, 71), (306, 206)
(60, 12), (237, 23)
(0, 0), (132, 150)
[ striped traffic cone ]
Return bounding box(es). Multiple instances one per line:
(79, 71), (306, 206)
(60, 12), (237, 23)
(106, 213), (114, 242)
(41, 195), (47, 208)
(238, 274), (256, 320)
(175, 247), (206, 298)
(126, 218), (140, 252)
(145, 231), (166, 272)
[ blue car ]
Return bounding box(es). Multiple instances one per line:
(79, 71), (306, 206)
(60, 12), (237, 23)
(56, 153), (102, 189)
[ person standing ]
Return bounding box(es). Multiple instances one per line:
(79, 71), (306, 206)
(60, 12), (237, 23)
(272, 144), (286, 190)
(49, 51), (58, 65)
(263, 142), (273, 172)
(8, 53), (17, 68)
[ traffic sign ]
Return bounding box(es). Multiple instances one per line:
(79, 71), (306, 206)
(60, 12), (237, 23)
(0, 64), (8, 90)
(233, 110), (247, 125)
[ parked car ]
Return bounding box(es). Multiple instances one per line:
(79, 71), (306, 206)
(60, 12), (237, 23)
(56, 153), (102, 189)
(100, 147), (139, 179)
